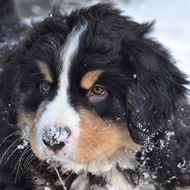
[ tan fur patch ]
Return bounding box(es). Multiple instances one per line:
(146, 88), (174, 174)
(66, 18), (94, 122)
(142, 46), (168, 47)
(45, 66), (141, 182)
(18, 102), (48, 159)
(75, 110), (141, 164)
(38, 61), (53, 83)
(80, 70), (103, 90)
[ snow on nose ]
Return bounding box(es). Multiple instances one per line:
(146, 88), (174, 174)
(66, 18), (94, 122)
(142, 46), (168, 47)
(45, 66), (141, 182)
(42, 126), (71, 153)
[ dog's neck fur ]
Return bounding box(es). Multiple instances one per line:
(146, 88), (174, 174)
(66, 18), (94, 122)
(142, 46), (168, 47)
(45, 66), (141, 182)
(50, 149), (158, 190)
(58, 150), (137, 189)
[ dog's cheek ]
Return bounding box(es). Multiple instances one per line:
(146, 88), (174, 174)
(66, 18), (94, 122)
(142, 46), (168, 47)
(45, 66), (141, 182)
(17, 112), (35, 131)
(17, 112), (43, 159)
(29, 125), (44, 160)
(30, 101), (49, 159)
(17, 102), (48, 160)
(75, 110), (140, 164)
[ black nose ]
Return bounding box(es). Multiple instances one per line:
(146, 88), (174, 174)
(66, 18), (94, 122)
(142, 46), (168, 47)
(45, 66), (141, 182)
(43, 140), (65, 152)
(42, 126), (71, 153)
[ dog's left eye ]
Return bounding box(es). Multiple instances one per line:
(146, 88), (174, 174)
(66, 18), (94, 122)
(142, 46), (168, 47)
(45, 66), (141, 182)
(40, 81), (50, 93)
(90, 85), (106, 97)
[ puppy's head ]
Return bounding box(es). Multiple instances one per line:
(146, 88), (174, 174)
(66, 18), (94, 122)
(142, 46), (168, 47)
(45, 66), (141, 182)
(0, 4), (188, 170)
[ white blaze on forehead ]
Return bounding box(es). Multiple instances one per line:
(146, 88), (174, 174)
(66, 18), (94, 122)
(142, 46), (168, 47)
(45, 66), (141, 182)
(37, 24), (87, 141)
(60, 24), (87, 86)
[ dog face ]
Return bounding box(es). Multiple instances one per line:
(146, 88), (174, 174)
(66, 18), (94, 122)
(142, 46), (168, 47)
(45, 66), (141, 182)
(0, 4), (188, 172)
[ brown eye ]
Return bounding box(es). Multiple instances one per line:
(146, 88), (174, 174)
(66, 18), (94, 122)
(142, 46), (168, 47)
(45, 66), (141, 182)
(40, 81), (50, 92)
(91, 85), (105, 96)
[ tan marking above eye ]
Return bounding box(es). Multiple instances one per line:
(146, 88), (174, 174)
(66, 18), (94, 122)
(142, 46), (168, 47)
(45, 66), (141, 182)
(38, 61), (53, 83)
(80, 70), (103, 90)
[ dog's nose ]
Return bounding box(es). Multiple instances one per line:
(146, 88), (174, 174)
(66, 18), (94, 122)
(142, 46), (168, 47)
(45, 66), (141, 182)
(42, 126), (71, 153)
(43, 140), (65, 152)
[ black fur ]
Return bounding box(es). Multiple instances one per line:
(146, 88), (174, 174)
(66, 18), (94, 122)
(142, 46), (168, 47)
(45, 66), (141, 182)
(0, 1), (190, 190)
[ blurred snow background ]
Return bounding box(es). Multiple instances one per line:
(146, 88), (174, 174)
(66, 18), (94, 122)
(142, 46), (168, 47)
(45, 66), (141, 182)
(17, 0), (190, 94)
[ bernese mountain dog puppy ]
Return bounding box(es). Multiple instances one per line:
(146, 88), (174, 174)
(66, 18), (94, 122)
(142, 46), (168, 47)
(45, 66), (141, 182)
(0, 0), (190, 190)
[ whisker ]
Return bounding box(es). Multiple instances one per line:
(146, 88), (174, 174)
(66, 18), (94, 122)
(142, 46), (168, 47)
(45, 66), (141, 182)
(0, 137), (22, 164)
(34, 160), (43, 170)
(23, 151), (34, 169)
(15, 164), (19, 183)
(5, 147), (18, 164)
(13, 147), (31, 172)
(13, 148), (31, 184)
(0, 131), (20, 146)
(24, 153), (35, 168)
(37, 160), (44, 173)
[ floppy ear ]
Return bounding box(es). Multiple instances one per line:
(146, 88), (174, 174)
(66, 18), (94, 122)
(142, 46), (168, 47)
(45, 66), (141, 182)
(123, 23), (189, 145)
(0, 54), (18, 125)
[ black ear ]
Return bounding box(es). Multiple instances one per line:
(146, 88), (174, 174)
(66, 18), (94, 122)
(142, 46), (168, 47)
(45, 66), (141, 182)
(123, 23), (189, 145)
(0, 54), (18, 125)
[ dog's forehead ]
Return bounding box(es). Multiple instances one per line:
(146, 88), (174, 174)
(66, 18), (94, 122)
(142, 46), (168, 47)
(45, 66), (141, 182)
(59, 23), (87, 85)
(26, 15), (124, 85)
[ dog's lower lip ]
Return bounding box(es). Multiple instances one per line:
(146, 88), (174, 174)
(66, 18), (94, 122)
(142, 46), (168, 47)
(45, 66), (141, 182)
(45, 147), (55, 156)
(44, 143), (73, 159)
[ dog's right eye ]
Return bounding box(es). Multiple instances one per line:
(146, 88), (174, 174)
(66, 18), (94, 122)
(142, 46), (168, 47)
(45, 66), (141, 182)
(40, 81), (50, 93)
